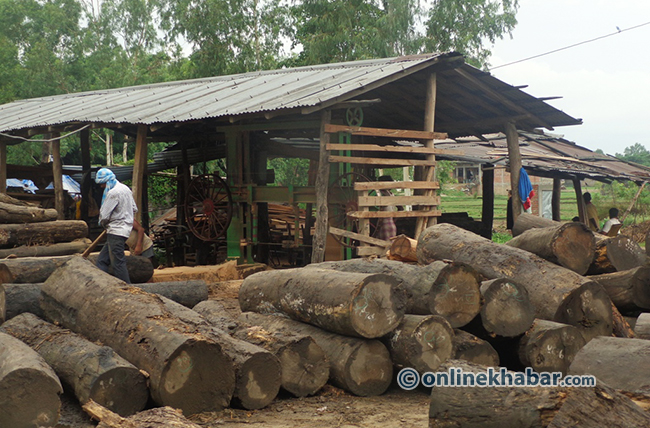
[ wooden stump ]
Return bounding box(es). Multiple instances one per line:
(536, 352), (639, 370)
(518, 319), (586, 375)
(452, 329), (500, 367)
(0, 220), (88, 248)
(0, 331), (62, 427)
(194, 300), (329, 398)
(417, 223), (613, 342)
(0, 201), (58, 223)
(239, 268), (404, 339)
(589, 264), (650, 312)
(386, 314), (454, 374)
(569, 336), (650, 393)
(0, 313), (148, 416)
(480, 278), (536, 337)
(240, 312), (393, 396)
(0, 239), (91, 258)
(40, 256), (236, 415)
(506, 222), (595, 275)
(388, 234), (418, 262)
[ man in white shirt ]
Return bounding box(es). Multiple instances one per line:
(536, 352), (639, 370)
(95, 168), (138, 283)
(601, 207), (621, 235)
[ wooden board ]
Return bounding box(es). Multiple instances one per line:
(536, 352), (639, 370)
(357, 195), (440, 207)
(328, 155), (436, 167)
(324, 124), (447, 140)
(326, 143), (462, 155)
(347, 210), (441, 219)
(328, 227), (390, 248)
(353, 181), (440, 191)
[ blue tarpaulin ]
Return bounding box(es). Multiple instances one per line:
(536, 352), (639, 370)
(6, 178), (38, 194)
(46, 175), (81, 195)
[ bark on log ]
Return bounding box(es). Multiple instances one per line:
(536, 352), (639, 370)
(0, 313), (148, 416)
(588, 235), (647, 275)
(386, 314), (454, 374)
(0, 239), (90, 258)
(589, 264), (650, 312)
(610, 301), (636, 338)
(0, 220), (88, 248)
(239, 268), (404, 339)
(135, 280), (208, 308)
(0, 331), (63, 427)
(388, 234), (418, 262)
(0, 263), (12, 284)
(452, 329), (500, 367)
(309, 259), (481, 327)
(194, 300), (328, 398)
(417, 223), (613, 342)
(239, 312), (393, 396)
(83, 401), (202, 428)
(518, 319), (586, 375)
(40, 256), (236, 415)
(4, 282), (44, 320)
(0, 283), (5, 324)
(569, 336), (650, 394)
(511, 212), (558, 237)
(2, 254), (153, 284)
(633, 313), (650, 339)
(157, 296), (281, 410)
(506, 222), (595, 275)
(480, 278), (536, 337)
(0, 201), (58, 223)
(0, 193), (34, 207)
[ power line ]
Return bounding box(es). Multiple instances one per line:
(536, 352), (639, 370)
(491, 20), (650, 70)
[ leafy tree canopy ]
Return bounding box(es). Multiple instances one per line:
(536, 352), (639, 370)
(616, 143), (650, 167)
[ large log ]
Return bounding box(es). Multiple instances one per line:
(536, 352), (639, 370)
(417, 223), (613, 342)
(451, 329), (500, 367)
(506, 222), (595, 275)
(239, 312), (393, 396)
(386, 314), (454, 374)
(40, 256), (236, 415)
(633, 313), (650, 339)
(0, 239), (90, 258)
(511, 212), (558, 237)
(568, 336), (650, 393)
(309, 259), (481, 327)
(136, 280), (208, 308)
(0, 283), (4, 324)
(588, 234), (647, 275)
(239, 267), (404, 339)
(194, 300), (328, 398)
(0, 201), (58, 223)
(4, 282), (44, 320)
(157, 297), (281, 410)
(0, 220), (88, 248)
(2, 254), (153, 283)
(480, 278), (536, 337)
(0, 263), (12, 283)
(0, 313), (148, 416)
(0, 331), (63, 427)
(518, 319), (586, 375)
(83, 401), (202, 428)
(589, 264), (650, 312)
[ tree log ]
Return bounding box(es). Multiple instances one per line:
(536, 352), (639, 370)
(194, 300), (328, 398)
(0, 263), (12, 283)
(388, 234), (418, 262)
(83, 401), (202, 428)
(0, 331), (63, 427)
(0, 283), (5, 324)
(239, 268), (404, 339)
(511, 212), (558, 237)
(4, 282), (44, 320)
(239, 312), (393, 396)
(0, 201), (58, 223)
(0, 313), (148, 416)
(0, 193), (35, 207)
(2, 254), (153, 284)
(40, 256), (236, 415)
(518, 319), (586, 375)
(135, 280), (208, 308)
(0, 220), (88, 248)
(386, 314), (454, 374)
(569, 336), (650, 393)
(588, 235), (647, 275)
(452, 329), (500, 367)
(480, 278), (536, 337)
(589, 264), (650, 312)
(417, 223), (613, 342)
(633, 313), (650, 339)
(506, 222), (595, 275)
(0, 239), (91, 258)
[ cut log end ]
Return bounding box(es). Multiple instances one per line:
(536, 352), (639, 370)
(351, 277), (403, 338)
(480, 279), (536, 337)
(408, 316), (454, 373)
(429, 263), (481, 328)
(554, 281), (613, 342)
(158, 340), (235, 415)
(235, 352), (282, 410)
(551, 223), (596, 275)
(452, 330), (500, 367)
(0, 370), (62, 427)
(277, 337), (329, 397)
(89, 367), (149, 417)
(519, 320), (587, 375)
(345, 340), (393, 396)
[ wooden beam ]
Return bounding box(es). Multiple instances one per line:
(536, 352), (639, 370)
(324, 124), (447, 140)
(311, 110), (331, 263)
(354, 181), (440, 191)
(481, 165), (494, 234)
(80, 128), (91, 222)
(573, 177), (586, 224)
(328, 155), (436, 167)
(328, 227), (390, 247)
(328, 99), (382, 110)
(506, 122), (522, 223)
(347, 210), (441, 219)
(357, 246), (388, 256)
(621, 181), (647, 223)
(552, 178), (562, 221)
(358, 195), (440, 207)
(326, 143), (461, 155)
(0, 141), (6, 195)
(131, 125), (148, 224)
(51, 133), (65, 220)
(415, 72), (438, 237)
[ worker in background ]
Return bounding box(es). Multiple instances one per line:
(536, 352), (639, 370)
(601, 208), (621, 235)
(376, 175), (397, 240)
(126, 218), (155, 264)
(583, 192), (600, 232)
(95, 168), (137, 283)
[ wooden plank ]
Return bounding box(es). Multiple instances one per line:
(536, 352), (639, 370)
(324, 124), (447, 140)
(326, 143), (461, 155)
(347, 210), (441, 219)
(358, 195), (441, 207)
(357, 246), (388, 256)
(328, 155), (436, 167)
(328, 227), (390, 247)
(354, 181), (440, 191)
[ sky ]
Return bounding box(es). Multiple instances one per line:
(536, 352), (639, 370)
(488, 0), (650, 156)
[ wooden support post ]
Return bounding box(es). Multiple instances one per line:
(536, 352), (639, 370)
(481, 165), (494, 235)
(311, 110), (331, 263)
(621, 181), (647, 223)
(505, 122), (522, 224)
(573, 177), (585, 224)
(415, 73), (437, 237)
(51, 133), (65, 220)
(80, 128), (91, 221)
(131, 125), (148, 224)
(552, 178), (562, 221)
(0, 141), (6, 195)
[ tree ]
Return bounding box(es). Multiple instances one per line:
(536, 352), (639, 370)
(615, 143), (650, 167)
